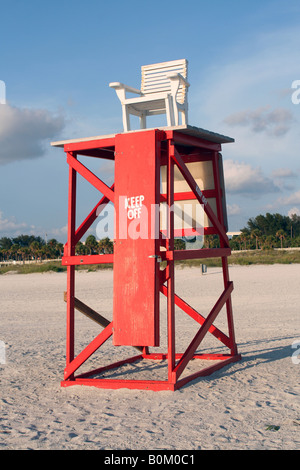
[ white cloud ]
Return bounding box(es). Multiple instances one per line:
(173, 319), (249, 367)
(288, 207), (300, 217)
(0, 210), (28, 234)
(277, 190), (300, 206)
(271, 168), (297, 178)
(227, 203), (241, 216)
(48, 225), (68, 238)
(0, 213), (69, 242)
(224, 107), (294, 137)
(0, 104), (65, 165)
(224, 159), (278, 196)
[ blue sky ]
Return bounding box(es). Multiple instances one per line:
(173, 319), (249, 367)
(1, 0), (300, 241)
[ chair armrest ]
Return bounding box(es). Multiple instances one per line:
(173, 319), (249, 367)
(166, 73), (190, 88)
(109, 82), (142, 103)
(109, 82), (142, 94)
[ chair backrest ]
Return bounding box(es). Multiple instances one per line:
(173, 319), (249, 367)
(141, 59), (188, 104)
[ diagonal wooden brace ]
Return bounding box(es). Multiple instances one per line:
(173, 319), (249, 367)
(173, 281), (234, 381)
(160, 285), (231, 349)
(74, 184), (114, 245)
(64, 323), (113, 380)
(64, 184), (114, 256)
(63, 293), (143, 353)
(67, 153), (115, 203)
(171, 148), (228, 247)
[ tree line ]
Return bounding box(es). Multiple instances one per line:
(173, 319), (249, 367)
(0, 234), (113, 262)
(0, 235), (64, 262)
(230, 212), (300, 251)
(1, 212), (299, 261)
(206, 212), (300, 251)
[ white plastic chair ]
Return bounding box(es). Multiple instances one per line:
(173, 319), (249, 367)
(109, 59), (189, 131)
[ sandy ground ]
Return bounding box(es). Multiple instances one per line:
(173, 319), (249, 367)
(0, 264), (299, 450)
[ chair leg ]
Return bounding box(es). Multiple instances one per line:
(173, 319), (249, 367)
(181, 105), (188, 125)
(140, 113), (146, 129)
(165, 96), (175, 127)
(173, 102), (179, 126)
(122, 105), (130, 132)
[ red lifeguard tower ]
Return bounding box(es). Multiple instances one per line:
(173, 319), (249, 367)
(51, 61), (241, 391)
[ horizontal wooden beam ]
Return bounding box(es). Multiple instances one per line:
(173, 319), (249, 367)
(62, 254), (113, 266)
(160, 189), (217, 202)
(165, 130), (222, 151)
(75, 149), (115, 160)
(161, 247), (231, 262)
(64, 137), (115, 152)
(172, 247), (231, 260)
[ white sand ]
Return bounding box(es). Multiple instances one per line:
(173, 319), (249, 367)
(0, 264), (299, 450)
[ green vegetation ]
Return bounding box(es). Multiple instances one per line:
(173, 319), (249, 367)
(0, 260), (114, 275)
(0, 234), (63, 262)
(175, 249), (300, 269)
(1, 248), (299, 275)
(0, 262), (67, 275)
(231, 212), (300, 250)
(0, 234), (113, 263)
(1, 213), (300, 274)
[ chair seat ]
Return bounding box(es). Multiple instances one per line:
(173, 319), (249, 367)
(125, 93), (169, 115)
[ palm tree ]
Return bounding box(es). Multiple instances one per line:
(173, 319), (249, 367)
(250, 229), (261, 250)
(98, 237), (114, 254)
(56, 242), (64, 258)
(85, 235), (98, 255)
(9, 244), (19, 260)
(30, 240), (41, 261)
(76, 241), (87, 255)
(21, 246), (30, 262)
(276, 229), (285, 249)
(240, 232), (250, 250)
(264, 235), (276, 250)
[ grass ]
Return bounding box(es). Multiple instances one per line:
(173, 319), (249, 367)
(0, 261), (113, 275)
(0, 262), (66, 275)
(175, 249), (300, 268)
(229, 249), (300, 266)
(1, 249), (300, 274)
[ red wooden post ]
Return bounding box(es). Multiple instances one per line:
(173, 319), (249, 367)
(212, 151), (238, 356)
(66, 152), (76, 378)
(167, 140), (176, 382)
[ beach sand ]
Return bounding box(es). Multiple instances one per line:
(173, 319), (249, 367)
(0, 264), (299, 450)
